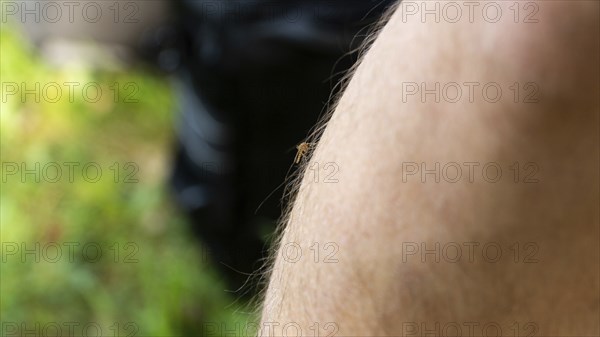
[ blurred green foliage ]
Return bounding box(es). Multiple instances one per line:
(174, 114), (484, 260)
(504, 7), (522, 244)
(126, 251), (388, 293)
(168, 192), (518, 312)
(1, 26), (254, 336)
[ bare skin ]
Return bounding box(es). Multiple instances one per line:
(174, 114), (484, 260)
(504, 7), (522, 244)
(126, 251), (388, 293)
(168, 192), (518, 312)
(260, 1), (599, 336)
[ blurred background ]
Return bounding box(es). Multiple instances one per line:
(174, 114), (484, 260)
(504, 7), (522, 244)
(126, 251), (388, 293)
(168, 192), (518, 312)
(1, 1), (394, 335)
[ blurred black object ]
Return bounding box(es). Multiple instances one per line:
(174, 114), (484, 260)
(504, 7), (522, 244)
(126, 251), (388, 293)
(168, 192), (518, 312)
(138, 0), (396, 297)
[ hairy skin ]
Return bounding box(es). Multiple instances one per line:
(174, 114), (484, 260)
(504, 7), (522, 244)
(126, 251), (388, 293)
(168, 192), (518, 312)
(260, 1), (599, 336)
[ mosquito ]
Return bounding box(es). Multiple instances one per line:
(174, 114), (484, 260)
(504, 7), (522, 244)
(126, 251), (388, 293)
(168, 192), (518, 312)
(294, 142), (314, 164)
